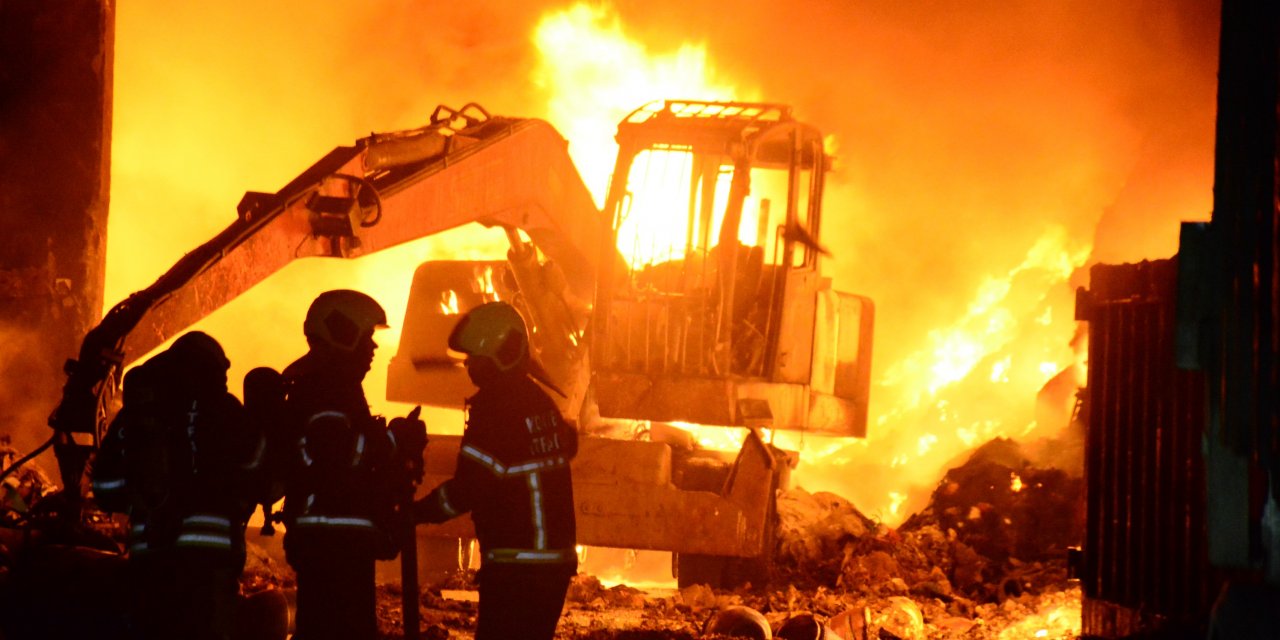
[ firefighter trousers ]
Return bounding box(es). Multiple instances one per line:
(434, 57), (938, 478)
(130, 548), (241, 640)
(475, 562), (575, 640)
(289, 543), (379, 640)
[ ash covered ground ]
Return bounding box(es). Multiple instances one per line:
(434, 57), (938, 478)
(240, 437), (1084, 639)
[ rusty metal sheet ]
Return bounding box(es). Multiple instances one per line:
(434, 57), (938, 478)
(1078, 258), (1220, 637)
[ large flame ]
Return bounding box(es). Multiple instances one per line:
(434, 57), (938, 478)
(527, 2), (1103, 525)
(780, 224), (1093, 522)
(533, 3), (751, 207)
(882, 226), (1090, 400)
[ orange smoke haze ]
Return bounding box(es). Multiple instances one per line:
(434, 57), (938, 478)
(107, 1), (1219, 522)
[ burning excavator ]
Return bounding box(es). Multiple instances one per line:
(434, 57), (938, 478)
(39, 99), (873, 593)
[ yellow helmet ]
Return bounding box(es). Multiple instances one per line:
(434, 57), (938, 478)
(447, 301), (529, 373)
(304, 289), (388, 352)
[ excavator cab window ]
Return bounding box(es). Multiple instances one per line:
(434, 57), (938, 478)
(615, 149), (800, 287)
(605, 134), (820, 379)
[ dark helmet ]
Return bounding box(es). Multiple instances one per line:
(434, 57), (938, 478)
(169, 331), (231, 370)
(448, 301), (567, 396)
(167, 330), (231, 392)
(303, 289), (388, 352)
(447, 301), (529, 373)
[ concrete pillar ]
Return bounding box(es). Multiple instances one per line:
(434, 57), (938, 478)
(0, 1), (113, 475)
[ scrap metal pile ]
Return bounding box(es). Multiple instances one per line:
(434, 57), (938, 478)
(340, 436), (1084, 639)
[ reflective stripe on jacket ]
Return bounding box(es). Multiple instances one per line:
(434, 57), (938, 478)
(175, 513), (236, 551)
(415, 374), (577, 566)
(280, 352), (398, 553)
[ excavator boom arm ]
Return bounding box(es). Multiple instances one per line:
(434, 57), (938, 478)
(122, 114), (604, 363)
(49, 108), (606, 462)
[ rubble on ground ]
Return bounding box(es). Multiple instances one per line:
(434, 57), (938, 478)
(365, 437), (1084, 639)
(899, 438), (1084, 567)
(241, 541), (293, 595)
(773, 438), (1081, 605)
(373, 573), (1081, 639)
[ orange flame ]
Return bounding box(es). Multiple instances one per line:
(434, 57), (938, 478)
(882, 226), (1089, 401)
(993, 587), (1083, 639)
(101, 1), (1214, 532)
(533, 3), (754, 208)
(439, 290), (460, 315)
(529, 3), (1102, 526)
(777, 225), (1092, 523)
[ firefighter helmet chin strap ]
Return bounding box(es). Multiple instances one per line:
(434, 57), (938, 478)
(525, 359), (567, 399)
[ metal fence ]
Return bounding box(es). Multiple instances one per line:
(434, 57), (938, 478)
(1077, 258), (1221, 638)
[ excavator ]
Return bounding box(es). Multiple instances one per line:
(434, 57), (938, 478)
(37, 99), (874, 592)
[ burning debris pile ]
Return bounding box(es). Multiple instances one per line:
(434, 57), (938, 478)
(774, 437), (1082, 605)
(358, 436), (1083, 639)
(899, 438), (1083, 571)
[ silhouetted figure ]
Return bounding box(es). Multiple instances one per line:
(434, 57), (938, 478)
(415, 301), (578, 640)
(92, 331), (258, 640)
(280, 290), (423, 640)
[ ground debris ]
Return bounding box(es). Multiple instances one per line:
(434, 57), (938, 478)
(774, 487), (881, 588)
(372, 437), (1083, 638)
(240, 541), (293, 594)
(771, 438), (1080, 605)
(377, 575), (1080, 639)
(899, 438), (1083, 566)
(567, 574), (649, 610)
(0, 435), (56, 524)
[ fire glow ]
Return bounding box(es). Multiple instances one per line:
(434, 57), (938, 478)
(102, 2), (1217, 622)
(533, 3), (752, 207)
(525, 3), (1112, 534)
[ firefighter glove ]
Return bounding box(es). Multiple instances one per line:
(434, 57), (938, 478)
(389, 406), (427, 461)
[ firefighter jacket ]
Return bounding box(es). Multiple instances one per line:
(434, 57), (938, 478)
(280, 352), (400, 558)
(415, 373), (578, 567)
(91, 353), (261, 558)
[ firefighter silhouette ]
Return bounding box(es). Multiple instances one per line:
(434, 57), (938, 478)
(279, 290), (425, 640)
(91, 331), (259, 640)
(415, 301), (578, 640)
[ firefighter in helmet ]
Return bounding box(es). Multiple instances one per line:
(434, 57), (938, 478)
(280, 290), (426, 640)
(91, 331), (259, 640)
(415, 301), (579, 640)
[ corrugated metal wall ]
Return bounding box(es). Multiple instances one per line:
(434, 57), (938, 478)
(1078, 259), (1220, 638)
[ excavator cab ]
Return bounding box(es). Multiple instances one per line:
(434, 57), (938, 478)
(389, 100), (872, 436)
(590, 101), (873, 436)
(385, 101), (876, 584)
